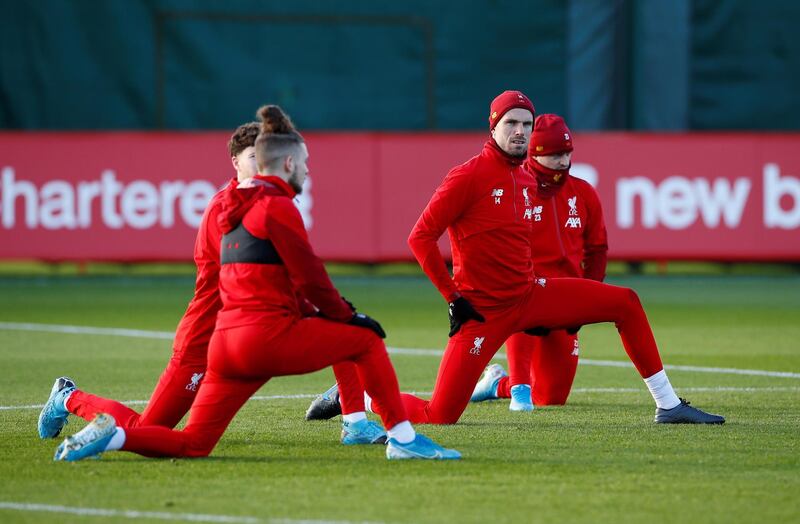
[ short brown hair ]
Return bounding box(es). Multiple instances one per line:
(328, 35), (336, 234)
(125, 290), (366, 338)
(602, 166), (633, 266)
(254, 105), (304, 172)
(227, 122), (260, 157)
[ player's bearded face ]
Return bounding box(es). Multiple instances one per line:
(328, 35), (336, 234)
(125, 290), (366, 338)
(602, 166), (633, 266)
(288, 143), (309, 194)
(491, 108), (533, 158)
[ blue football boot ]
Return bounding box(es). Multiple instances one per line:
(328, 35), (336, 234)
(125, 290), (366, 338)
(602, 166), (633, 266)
(470, 364), (506, 402)
(54, 413), (117, 461)
(38, 376), (76, 439)
(386, 434), (461, 460)
(509, 384), (534, 412)
(341, 419), (387, 445)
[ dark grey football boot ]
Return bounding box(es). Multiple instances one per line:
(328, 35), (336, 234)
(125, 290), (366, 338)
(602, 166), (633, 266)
(305, 383), (342, 420)
(655, 398), (725, 424)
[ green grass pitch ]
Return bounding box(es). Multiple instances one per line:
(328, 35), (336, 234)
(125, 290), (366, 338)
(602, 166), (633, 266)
(0, 274), (798, 523)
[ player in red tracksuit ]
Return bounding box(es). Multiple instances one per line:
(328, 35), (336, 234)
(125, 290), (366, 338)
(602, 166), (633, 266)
(368, 91), (724, 425)
(472, 114), (608, 410)
(37, 122), (260, 436)
(52, 105), (460, 461)
(40, 121), (371, 444)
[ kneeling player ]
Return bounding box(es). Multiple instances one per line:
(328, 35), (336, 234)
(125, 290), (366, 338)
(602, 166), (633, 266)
(50, 105), (460, 461)
(471, 113), (607, 411)
(39, 122), (376, 446)
(308, 91), (724, 427)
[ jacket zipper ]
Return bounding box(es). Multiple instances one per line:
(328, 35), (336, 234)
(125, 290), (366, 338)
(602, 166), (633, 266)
(551, 199), (566, 257)
(510, 169), (518, 221)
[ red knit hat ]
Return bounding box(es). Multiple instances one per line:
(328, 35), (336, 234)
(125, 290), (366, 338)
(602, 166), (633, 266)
(488, 90), (535, 130)
(530, 114), (573, 156)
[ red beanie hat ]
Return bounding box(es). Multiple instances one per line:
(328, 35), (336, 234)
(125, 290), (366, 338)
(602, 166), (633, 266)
(530, 114), (573, 156)
(489, 90), (535, 130)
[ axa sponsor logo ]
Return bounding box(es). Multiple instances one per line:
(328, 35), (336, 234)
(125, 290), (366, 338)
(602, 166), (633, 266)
(565, 217), (582, 228)
(469, 336), (485, 355)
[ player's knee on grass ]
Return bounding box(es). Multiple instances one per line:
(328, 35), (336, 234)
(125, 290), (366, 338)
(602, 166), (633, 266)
(427, 405), (465, 425)
(429, 413), (461, 425)
(534, 391), (569, 406)
(184, 431), (222, 458)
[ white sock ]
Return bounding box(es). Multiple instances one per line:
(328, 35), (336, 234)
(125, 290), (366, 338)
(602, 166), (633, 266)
(363, 391), (373, 413)
(386, 421), (415, 444)
(644, 369), (681, 410)
(104, 427), (126, 451)
(63, 390), (76, 412)
(342, 411), (367, 424)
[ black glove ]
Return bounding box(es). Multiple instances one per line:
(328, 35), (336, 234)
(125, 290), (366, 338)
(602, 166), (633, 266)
(349, 313), (386, 338)
(566, 326), (581, 335)
(448, 297), (485, 337)
(524, 326), (551, 337)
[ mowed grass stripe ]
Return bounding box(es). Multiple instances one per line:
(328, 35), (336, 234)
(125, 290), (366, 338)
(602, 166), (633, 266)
(2, 321), (798, 379)
(0, 501), (381, 524)
(3, 387), (798, 412)
(0, 501), (261, 523)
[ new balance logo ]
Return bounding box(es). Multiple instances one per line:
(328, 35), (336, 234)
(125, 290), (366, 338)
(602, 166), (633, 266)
(491, 188), (503, 205)
(469, 337), (485, 355)
(565, 217), (582, 228)
(186, 372), (204, 391)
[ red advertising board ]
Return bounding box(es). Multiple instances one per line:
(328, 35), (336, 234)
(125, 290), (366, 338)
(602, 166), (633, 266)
(1, 132), (798, 262)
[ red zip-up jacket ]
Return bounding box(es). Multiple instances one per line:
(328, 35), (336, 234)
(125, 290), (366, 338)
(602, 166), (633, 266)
(170, 179), (230, 359)
(409, 141), (537, 309)
(215, 175), (352, 330)
(526, 174), (608, 281)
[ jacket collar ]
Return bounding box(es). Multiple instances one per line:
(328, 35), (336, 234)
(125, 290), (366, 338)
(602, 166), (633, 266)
(484, 139), (526, 166)
(245, 174), (297, 198)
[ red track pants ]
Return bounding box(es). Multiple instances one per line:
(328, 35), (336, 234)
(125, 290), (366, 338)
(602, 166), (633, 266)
(373, 277), (663, 424)
(66, 346), (207, 429)
(118, 317), (406, 457)
(496, 330), (579, 405)
(66, 332), (367, 431)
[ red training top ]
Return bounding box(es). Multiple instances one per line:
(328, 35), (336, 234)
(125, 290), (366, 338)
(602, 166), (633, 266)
(409, 141), (537, 309)
(525, 173), (608, 281)
(214, 175), (352, 330)
(170, 179), (231, 359)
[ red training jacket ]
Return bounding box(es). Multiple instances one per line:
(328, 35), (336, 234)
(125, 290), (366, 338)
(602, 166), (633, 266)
(170, 179), (231, 358)
(526, 174), (608, 281)
(409, 141), (537, 309)
(215, 175), (352, 330)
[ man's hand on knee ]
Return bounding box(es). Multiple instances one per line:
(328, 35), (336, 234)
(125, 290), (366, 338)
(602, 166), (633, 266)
(348, 313), (386, 338)
(448, 296), (485, 337)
